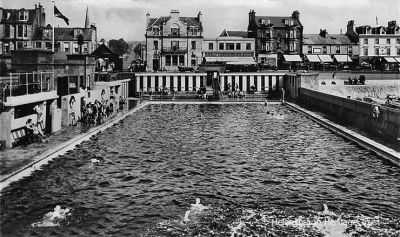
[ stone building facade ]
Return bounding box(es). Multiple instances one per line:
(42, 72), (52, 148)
(145, 10), (203, 71)
(247, 10), (303, 67)
(0, 4), (46, 69)
(346, 20), (400, 69)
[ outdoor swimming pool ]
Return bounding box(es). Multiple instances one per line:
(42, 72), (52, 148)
(1, 103), (400, 236)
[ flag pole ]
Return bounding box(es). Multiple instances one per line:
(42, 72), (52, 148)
(52, 0), (55, 52)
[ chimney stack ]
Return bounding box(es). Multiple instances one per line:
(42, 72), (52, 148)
(170, 9), (180, 21)
(292, 10), (300, 22)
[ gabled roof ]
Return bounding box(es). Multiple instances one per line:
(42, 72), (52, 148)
(303, 34), (353, 45)
(220, 30), (248, 38)
(91, 44), (117, 57)
(254, 16), (301, 28)
(1, 8), (37, 24)
(147, 16), (201, 30)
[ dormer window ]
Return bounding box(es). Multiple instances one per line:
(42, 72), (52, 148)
(284, 19), (289, 25)
(188, 27), (198, 36)
(153, 27), (160, 35)
(267, 19), (270, 24)
(19, 11), (28, 21)
(290, 20), (294, 26)
(261, 19), (266, 25)
(74, 29), (83, 37)
(44, 29), (51, 38)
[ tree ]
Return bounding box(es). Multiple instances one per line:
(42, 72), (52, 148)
(133, 43), (144, 58)
(108, 38), (129, 56)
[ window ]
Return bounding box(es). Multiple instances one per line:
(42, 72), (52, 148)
(171, 41), (179, 50)
(290, 20), (294, 26)
(17, 25), (23, 37)
(322, 46), (327, 54)
(208, 43), (213, 50)
(313, 48), (321, 53)
(246, 43), (251, 50)
(35, 42), (42, 48)
(236, 43), (241, 50)
(17, 42), (23, 49)
(261, 19), (266, 24)
(172, 55), (178, 66)
(153, 27), (160, 35)
(336, 46), (340, 53)
(397, 48), (400, 55)
(219, 43), (224, 50)
(45, 42), (52, 49)
(4, 43), (10, 54)
(191, 59), (196, 66)
(19, 11), (28, 21)
(387, 39), (391, 44)
(363, 39), (368, 44)
(363, 47), (368, 56)
(171, 26), (179, 36)
(154, 41), (158, 50)
(5, 25), (10, 37)
(166, 55), (171, 66)
(226, 43), (234, 50)
(375, 47), (379, 55)
(73, 42), (79, 53)
(24, 25), (27, 37)
(191, 41), (196, 50)
(83, 43), (88, 53)
(44, 29), (52, 38)
(266, 43), (270, 51)
(348, 46), (353, 55)
(64, 42), (69, 52)
(397, 39), (400, 44)
(284, 19), (289, 25)
(290, 30), (293, 38)
(386, 47), (390, 55)
(375, 38), (379, 44)
(293, 30), (296, 38)
(73, 29), (83, 38)
(179, 55), (184, 66)
(290, 43), (294, 51)
(308, 46), (312, 53)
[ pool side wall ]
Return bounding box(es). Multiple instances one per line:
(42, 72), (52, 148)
(297, 88), (400, 146)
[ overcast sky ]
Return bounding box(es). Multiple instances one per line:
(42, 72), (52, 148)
(2, 0), (400, 41)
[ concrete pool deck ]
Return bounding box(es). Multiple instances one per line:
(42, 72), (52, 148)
(1, 99), (399, 192)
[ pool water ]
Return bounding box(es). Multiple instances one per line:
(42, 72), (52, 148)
(1, 104), (400, 236)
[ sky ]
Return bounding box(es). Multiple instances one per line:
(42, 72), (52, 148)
(2, 0), (400, 41)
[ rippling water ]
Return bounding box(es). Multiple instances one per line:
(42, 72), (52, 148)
(1, 104), (400, 236)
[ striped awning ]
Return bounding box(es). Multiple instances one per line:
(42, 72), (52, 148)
(318, 54), (333, 62)
(306, 55), (321, 62)
(283, 55), (302, 62)
(384, 57), (397, 63)
(394, 57), (400, 63)
(334, 55), (353, 62)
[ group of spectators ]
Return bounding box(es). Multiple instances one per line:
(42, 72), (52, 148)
(81, 100), (115, 126)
